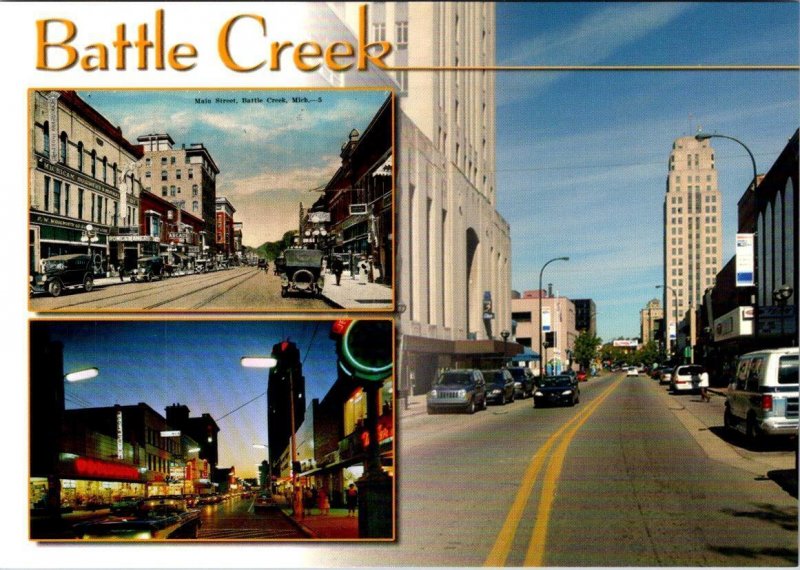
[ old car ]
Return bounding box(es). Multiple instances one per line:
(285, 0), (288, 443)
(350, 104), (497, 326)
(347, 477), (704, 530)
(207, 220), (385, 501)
(131, 256), (165, 282)
(426, 369), (487, 414)
(253, 492), (277, 512)
(507, 367), (535, 399)
(533, 374), (580, 407)
(483, 369), (515, 405)
(73, 495), (201, 540)
(30, 253), (94, 297)
(109, 496), (141, 516)
(279, 248), (325, 298)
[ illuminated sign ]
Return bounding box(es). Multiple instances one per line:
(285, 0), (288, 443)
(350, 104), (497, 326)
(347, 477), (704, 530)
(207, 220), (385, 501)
(161, 430), (181, 437)
(116, 410), (123, 459)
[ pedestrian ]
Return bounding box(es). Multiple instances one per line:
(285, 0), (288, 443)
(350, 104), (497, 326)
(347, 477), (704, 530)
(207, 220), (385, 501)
(317, 487), (330, 516)
(118, 263), (125, 282)
(331, 255), (343, 286)
(303, 487), (314, 516)
(367, 255), (375, 283)
(358, 257), (369, 284)
(346, 483), (358, 517)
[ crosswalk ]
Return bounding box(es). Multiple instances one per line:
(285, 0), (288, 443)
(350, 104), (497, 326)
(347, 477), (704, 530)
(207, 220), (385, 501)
(198, 526), (303, 540)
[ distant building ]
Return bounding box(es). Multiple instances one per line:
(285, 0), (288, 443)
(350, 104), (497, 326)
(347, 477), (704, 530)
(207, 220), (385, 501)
(137, 134), (220, 255)
(663, 136), (723, 354)
(572, 299), (597, 337)
(512, 290), (577, 374)
(640, 298), (664, 346)
(215, 196), (236, 258)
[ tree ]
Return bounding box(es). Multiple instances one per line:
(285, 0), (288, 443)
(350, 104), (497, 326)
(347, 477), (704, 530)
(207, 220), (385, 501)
(573, 330), (602, 370)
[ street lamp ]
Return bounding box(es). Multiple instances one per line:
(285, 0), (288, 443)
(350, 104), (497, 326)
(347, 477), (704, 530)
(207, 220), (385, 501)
(64, 367), (99, 383)
(539, 256), (569, 379)
(773, 284), (794, 340)
(500, 330), (510, 365)
(241, 354), (304, 521)
(695, 132), (758, 193)
(80, 224), (99, 256)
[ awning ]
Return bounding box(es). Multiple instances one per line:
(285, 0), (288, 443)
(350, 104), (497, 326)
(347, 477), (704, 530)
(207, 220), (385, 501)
(511, 347), (540, 362)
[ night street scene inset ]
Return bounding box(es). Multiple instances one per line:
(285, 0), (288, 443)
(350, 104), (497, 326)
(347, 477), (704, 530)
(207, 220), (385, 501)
(30, 320), (395, 541)
(28, 89), (394, 312)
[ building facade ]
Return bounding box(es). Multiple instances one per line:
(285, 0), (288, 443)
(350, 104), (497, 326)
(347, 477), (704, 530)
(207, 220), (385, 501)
(29, 90), (144, 275)
(215, 197), (237, 259)
(572, 298), (597, 337)
(512, 291), (577, 375)
(640, 298), (664, 346)
(663, 135), (723, 354)
(137, 134), (220, 256)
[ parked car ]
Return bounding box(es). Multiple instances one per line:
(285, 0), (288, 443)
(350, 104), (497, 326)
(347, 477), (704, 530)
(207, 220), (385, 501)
(533, 374), (580, 407)
(483, 369), (515, 405)
(109, 496), (141, 516)
(670, 364), (709, 393)
(626, 367), (640, 377)
(507, 367), (534, 399)
(576, 370), (588, 382)
(257, 258), (268, 270)
(427, 369), (487, 414)
(278, 249), (325, 298)
(724, 348), (799, 442)
(74, 495), (201, 540)
(131, 256), (165, 282)
(30, 253), (95, 297)
(659, 366), (674, 385)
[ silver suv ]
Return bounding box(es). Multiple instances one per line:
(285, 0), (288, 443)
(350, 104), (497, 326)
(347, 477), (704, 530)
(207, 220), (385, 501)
(724, 347), (799, 441)
(427, 369), (487, 414)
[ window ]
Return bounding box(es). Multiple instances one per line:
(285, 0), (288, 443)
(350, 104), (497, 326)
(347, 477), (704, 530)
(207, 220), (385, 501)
(145, 171), (151, 178)
(59, 132), (68, 164)
(396, 21), (408, 46)
(161, 157), (167, 165)
(161, 170), (168, 181)
(64, 184), (70, 216)
(192, 184), (198, 196)
(372, 22), (386, 41)
(77, 142), (84, 171)
(188, 168), (193, 179)
(78, 188), (84, 219)
(112, 163), (117, 186)
(53, 180), (61, 214)
(170, 185), (176, 196)
(162, 186), (167, 197)
(44, 176), (50, 211)
(90, 151), (96, 177)
(145, 157), (151, 166)
(176, 169), (181, 180)
(42, 122), (53, 159)
(90, 194), (95, 222)
(102, 157), (107, 183)
(193, 201), (198, 212)
(170, 156), (176, 165)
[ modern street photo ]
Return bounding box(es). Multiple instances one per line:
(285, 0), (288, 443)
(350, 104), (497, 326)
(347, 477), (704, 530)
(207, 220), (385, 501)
(28, 88), (394, 312)
(29, 319), (395, 541)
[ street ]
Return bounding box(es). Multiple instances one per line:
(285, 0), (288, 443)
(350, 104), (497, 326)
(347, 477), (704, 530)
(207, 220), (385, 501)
(197, 497), (307, 540)
(29, 266), (330, 312)
(287, 371), (797, 567)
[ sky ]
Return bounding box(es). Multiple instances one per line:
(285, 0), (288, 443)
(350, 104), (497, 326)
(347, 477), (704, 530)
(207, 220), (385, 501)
(493, 2), (799, 342)
(39, 320), (343, 478)
(77, 89), (391, 247)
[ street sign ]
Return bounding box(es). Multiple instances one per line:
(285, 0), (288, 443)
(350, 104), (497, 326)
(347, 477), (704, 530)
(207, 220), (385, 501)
(349, 204), (368, 215)
(735, 233), (755, 287)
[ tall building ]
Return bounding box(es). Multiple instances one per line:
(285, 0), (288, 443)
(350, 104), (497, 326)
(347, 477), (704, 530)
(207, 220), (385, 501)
(663, 135), (723, 353)
(136, 134), (220, 255)
(572, 299), (597, 337)
(267, 341), (306, 479)
(331, 3), (513, 394)
(215, 197), (236, 258)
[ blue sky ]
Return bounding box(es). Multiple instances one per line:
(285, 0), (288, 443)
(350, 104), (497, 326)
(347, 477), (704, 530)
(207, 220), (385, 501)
(44, 321), (341, 478)
(79, 89), (391, 246)
(494, 2), (799, 342)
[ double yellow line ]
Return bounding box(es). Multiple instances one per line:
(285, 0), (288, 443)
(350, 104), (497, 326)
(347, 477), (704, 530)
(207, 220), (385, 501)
(484, 376), (624, 567)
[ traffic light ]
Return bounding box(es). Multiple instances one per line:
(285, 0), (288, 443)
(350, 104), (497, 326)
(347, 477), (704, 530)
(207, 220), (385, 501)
(330, 320), (393, 383)
(272, 340), (301, 374)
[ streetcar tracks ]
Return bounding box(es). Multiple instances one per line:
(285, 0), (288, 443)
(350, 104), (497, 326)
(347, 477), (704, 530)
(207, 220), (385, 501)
(484, 376), (625, 567)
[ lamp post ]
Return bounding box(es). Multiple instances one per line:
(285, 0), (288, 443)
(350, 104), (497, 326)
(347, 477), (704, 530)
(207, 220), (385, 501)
(656, 284), (679, 360)
(773, 285), (794, 340)
(500, 330), (510, 366)
(539, 257), (569, 379)
(695, 132), (758, 193)
(241, 355), (304, 521)
(80, 224), (99, 257)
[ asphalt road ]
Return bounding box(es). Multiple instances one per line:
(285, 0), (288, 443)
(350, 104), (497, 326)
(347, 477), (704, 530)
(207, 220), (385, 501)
(286, 372), (797, 567)
(197, 497), (307, 540)
(29, 266), (330, 312)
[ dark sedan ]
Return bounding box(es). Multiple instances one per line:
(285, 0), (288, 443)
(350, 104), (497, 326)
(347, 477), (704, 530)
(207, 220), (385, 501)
(483, 369), (515, 405)
(533, 375), (580, 407)
(507, 367), (534, 399)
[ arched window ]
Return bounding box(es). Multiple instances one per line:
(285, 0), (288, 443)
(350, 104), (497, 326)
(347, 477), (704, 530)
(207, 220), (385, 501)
(77, 142), (84, 171)
(59, 132), (68, 164)
(102, 157), (107, 183)
(90, 150), (97, 177)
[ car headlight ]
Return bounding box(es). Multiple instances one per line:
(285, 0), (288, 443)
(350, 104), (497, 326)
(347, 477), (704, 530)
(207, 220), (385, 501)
(492, 389), (501, 395)
(457, 389), (466, 398)
(534, 391), (543, 397)
(561, 390), (573, 395)
(281, 275), (289, 285)
(429, 389), (437, 398)
(514, 382), (522, 388)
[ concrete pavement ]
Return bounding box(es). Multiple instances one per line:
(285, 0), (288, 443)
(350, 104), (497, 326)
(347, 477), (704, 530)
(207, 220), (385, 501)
(321, 270), (393, 310)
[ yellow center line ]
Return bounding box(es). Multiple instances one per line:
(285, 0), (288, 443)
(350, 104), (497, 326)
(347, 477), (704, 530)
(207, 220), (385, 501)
(484, 376), (624, 567)
(525, 377), (624, 566)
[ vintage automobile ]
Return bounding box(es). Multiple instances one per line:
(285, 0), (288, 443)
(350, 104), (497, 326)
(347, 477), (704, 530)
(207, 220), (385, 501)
(30, 253), (95, 297)
(253, 492), (278, 512)
(130, 256), (165, 282)
(73, 495), (202, 540)
(279, 249), (325, 298)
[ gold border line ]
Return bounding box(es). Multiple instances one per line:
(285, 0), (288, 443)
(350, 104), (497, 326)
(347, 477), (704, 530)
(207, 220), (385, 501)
(484, 376), (625, 566)
(386, 65), (799, 72)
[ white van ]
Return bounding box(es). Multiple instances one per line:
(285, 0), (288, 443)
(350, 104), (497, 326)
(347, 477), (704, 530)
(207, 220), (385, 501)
(724, 347), (799, 441)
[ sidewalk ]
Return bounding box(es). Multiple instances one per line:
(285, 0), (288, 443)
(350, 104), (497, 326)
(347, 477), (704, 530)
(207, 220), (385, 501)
(280, 507), (359, 539)
(321, 271), (392, 310)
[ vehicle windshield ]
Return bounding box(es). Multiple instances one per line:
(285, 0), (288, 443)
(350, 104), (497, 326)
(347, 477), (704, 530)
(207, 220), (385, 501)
(41, 259), (66, 272)
(778, 355), (799, 385)
(436, 371), (473, 386)
(539, 376), (572, 388)
(284, 249), (323, 267)
(507, 369), (527, 379)
(678, 365), (705, 375)
(483, 371), (506, 384)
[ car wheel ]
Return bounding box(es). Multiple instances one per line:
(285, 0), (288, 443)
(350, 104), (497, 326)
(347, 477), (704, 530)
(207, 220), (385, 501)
(281, 288), (288, 298)
(746, 414), (762, 445)
(467, 399), (476, 414)
(48, 279), (63, 297)
(723, 406), (735, 431)
(427, 406), (436, 415)
(481, 397), (488, 411)
(83, 275), (94, 292)
(146, 271), (153, 282)
(500, 394), (506, 405)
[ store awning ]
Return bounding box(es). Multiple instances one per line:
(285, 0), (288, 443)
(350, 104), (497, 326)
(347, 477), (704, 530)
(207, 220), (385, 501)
(512, 347), (540, 362)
